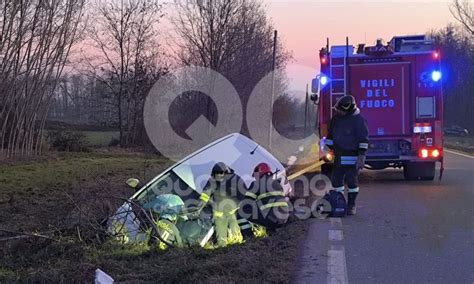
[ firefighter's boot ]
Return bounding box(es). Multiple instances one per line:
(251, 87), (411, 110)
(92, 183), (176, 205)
(347, 192), (358, 215)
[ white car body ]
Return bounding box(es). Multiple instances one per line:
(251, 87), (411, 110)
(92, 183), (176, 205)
(133, 132), (292, 198)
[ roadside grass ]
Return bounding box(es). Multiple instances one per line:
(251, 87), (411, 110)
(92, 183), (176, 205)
(0, 151), (308, 283)
(445, 136), (474, 154)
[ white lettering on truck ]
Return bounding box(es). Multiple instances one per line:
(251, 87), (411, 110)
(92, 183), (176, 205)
(359, 78), (396, 109)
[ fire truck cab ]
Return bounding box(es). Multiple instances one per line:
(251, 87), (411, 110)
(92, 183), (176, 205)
(312, 35), (443, 180)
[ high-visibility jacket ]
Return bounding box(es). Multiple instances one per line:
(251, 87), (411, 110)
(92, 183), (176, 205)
(156, 219), (183, 250)
(199, 173), (246, 246)
(244, 175), (289, 228)
(325, 108), (369, 166)
(199, 173), (247, 214)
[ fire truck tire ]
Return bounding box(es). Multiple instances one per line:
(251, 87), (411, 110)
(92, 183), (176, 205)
(403, 161), (435, 181)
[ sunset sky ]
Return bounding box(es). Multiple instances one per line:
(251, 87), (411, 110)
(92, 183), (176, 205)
(266, 0), (457, 67)
(264, 0), (460, 91)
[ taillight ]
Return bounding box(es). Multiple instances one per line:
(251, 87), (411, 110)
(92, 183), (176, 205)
(419, 148), (441, 159)
(419, 149), (429, 158)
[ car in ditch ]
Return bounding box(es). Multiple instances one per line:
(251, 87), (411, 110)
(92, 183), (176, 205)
(108, 133), (293, 247)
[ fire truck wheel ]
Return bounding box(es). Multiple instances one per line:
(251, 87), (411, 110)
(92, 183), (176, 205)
(403, 161), (435, 181)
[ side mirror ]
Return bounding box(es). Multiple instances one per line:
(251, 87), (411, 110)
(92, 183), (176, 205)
(125, 178), (140, 190)
(311, 77), (320, 94)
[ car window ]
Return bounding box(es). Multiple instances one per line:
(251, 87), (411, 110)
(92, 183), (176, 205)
(135, 171), (200, 209)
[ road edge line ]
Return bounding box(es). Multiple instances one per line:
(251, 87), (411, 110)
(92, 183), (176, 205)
(444, 149), (474, 159)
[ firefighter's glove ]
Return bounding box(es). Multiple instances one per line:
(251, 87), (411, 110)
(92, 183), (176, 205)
(356, 154), (366, 170)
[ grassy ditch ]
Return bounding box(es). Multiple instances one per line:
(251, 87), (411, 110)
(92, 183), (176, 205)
(444, 136), (474, 154)
(0, 151), (308, 283)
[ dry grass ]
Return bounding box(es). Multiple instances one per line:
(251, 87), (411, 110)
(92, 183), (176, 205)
(0, 150), (308, 283)
(445, 137), (474, 154)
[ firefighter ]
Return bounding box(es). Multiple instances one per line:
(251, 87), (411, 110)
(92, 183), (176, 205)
(199, 162), (245, 247)
(153, 194), (184, 249)
(243, 162), (289, 228)
(324, 95), (369, 215)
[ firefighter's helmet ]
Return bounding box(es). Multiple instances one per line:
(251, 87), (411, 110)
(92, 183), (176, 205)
(253, 162), (272, 177)
(334, 95), (357, 114)
(211, 162), (232, 176)
(154, 194), (184, 222)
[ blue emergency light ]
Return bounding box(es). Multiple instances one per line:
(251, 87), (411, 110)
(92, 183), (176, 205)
(320, 75), (329, 86)
(431, 70), (442, 82)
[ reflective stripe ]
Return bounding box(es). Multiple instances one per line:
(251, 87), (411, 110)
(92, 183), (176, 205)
(237, 218), (248, 224)
(325, 139), (334, 146)
(200, 193), (210, 202)
(348, 187), (359, 193)
(359, 143), (369, 149)
(214, 211), (224, 217)
(260, 201), (288, 211)
(333, 186), (345, 192)
(161, 231), (170, 241)
(341, 156), (357, 165)
(257, 191), (285, 200)
(245, 191), (258, 199)
(341, 156), (358, 160)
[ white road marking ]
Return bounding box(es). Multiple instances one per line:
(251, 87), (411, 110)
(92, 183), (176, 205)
(327, 245), (349, 284)
(327, 218), (348, 283)
(329, 230), (344, 241)
(445, 149), (474, 159)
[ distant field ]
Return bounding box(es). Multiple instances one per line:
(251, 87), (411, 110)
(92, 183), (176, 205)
(81, 131), (120, 146)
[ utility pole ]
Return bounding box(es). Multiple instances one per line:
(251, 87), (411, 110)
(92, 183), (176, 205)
(268, 30), (277, 150)
(304, 84), (308, 136)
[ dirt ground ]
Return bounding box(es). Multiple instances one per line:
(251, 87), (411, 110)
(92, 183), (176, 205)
(0, 150), (308, 283)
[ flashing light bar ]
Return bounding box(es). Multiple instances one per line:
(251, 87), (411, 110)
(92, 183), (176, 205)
(413, 126), (432, 133)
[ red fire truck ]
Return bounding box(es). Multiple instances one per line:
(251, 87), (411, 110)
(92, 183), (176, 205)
(312, 35), (444, 180)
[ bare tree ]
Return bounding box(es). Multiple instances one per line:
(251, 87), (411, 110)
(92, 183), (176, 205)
(83, 0), (167, 147)
(0, 0), (86, 158)
(450, 0), (474, 35)
(172, 0), (291, 136)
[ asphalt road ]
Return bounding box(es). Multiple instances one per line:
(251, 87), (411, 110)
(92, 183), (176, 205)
(295, 150), (474, 283)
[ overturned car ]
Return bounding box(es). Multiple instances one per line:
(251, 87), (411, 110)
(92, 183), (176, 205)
(108, 133), (293, 248)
